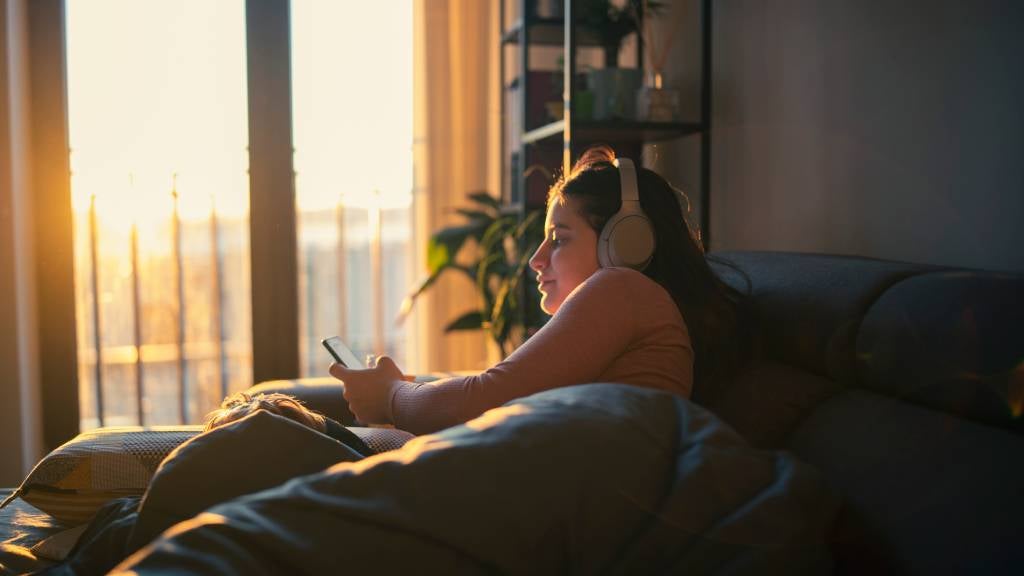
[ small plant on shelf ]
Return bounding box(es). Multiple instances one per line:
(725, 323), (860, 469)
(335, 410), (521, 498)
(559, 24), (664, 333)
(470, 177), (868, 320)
(398, 191), (547, 358)
(578, 0), (667, 68)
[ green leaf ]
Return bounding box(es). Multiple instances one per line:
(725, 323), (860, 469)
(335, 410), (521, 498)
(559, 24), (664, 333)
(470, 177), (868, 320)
(498, 205), (522, 218)
(395, 266), (446, 324)
(455, 208), (494, 224)
(428, 223), (482, 272)
(444, 310), (485, 332)
(476, 252), (503, 297)
(513, 209), (544, 241)
(490, 239), (538, 321)
(453, 264), (476, 283)
(426, 241), (451, 275)
(467, 191), (500, 213)
(479, 216), (516, 251)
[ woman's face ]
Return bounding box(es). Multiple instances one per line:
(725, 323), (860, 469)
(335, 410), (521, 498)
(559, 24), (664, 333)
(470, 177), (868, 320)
(529, 196), (600, 315)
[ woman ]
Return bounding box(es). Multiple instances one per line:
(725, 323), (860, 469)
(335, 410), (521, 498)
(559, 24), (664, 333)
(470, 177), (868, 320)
(332, 146), (741, 435)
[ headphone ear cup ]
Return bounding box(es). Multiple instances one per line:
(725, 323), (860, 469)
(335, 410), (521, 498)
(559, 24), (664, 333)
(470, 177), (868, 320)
(600, 157), (655, 270)
(599, 213), (656, 269)
(598, 215), (617, 268)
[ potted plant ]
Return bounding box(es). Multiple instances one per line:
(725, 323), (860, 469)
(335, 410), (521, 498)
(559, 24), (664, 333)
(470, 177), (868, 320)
(398, 192), (547, 358)
(578, 0), (666, 120)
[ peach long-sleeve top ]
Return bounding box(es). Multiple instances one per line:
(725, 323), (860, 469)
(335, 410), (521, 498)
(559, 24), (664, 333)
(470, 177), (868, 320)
(390, 267), (694, 435)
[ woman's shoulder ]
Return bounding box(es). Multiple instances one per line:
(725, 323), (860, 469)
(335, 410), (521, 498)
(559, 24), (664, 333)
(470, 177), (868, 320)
(567, 267), (673, 306)
(585, 266), (666, 294)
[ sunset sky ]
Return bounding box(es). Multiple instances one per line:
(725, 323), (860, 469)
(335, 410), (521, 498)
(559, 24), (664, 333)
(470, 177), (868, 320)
(66, 0), (413, 234)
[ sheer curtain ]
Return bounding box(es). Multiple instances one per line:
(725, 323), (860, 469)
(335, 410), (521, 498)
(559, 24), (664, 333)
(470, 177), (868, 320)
(411, 0), (501, 372)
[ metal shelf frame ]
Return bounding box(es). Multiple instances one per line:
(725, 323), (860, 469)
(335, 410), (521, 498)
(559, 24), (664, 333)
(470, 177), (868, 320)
(501, 0), (714, 245)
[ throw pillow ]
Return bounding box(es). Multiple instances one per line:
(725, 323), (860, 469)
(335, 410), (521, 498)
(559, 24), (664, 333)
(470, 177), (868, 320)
(128, 409), (364, 549)
(0, 426), (202, 525)
(0, 420), (414, 526)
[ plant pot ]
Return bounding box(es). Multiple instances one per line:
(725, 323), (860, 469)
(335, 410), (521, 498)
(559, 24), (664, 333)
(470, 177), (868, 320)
(588, 68), (643, 121)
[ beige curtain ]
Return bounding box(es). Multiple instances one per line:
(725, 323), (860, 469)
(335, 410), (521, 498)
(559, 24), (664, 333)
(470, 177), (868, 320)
(410, 0), (501, 372)
(0, 0), (44, 484)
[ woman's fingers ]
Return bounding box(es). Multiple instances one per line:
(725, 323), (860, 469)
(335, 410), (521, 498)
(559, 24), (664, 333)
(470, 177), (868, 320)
(328, 357), (403, 425)
(328, 362), (350, 380)
(374, 356), (405, 379)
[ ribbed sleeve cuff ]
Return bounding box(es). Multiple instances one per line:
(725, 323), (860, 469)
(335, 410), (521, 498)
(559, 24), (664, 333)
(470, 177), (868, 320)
(389, 380), (421, 431)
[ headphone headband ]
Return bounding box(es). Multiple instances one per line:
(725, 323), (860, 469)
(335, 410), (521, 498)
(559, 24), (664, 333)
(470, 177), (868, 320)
(613, 158), (640, 203)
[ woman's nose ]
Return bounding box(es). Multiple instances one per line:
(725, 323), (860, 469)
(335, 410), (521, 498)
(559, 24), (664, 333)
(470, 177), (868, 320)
(529, 242), (548, 272)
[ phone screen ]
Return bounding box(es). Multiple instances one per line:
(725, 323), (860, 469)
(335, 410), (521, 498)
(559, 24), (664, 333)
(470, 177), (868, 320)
(321, 336), (365, 369)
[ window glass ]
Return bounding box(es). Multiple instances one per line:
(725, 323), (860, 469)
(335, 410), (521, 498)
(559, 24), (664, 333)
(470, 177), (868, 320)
(67, 0), (251, 427)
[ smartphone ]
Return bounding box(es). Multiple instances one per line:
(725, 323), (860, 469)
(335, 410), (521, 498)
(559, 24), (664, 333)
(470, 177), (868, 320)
(321, 336), (365, 369)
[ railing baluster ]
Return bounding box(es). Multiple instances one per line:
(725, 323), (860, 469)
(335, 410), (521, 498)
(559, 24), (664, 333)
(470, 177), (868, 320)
(370, 202), (384, 356)
(335, 199), (347, 341)
(302, 242), (311, 375)
(130, 220), (145, 425)
(171, 178), (188, 423)
(88, 194), (105, 427)
(210, 199), (227, 400)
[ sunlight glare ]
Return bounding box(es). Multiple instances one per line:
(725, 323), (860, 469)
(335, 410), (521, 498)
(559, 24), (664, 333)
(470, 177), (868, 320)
(291, 0), (413, 212)
(66, 0), (249, 241)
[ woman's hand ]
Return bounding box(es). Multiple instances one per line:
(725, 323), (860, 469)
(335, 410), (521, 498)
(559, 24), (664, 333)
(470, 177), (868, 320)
(328, 356), (410, 425)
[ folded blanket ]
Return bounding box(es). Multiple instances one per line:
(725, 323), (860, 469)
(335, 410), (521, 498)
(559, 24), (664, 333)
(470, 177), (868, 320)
(111, 384), (839, 575)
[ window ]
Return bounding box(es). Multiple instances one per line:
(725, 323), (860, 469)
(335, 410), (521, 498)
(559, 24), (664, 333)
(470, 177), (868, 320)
(65, 0), (416, 429)
(67, 0), (251, 427)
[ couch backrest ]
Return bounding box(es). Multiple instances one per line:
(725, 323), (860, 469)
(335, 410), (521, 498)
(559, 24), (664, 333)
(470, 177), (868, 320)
(712, 251), (937, 385)
(711, 251), (1024, 575)
(856, 270), (1024, 433)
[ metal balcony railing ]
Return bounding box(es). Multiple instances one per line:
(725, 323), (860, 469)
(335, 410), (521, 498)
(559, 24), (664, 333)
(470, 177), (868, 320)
(77, 187), (251, 428)
(77, 190), (411, 429)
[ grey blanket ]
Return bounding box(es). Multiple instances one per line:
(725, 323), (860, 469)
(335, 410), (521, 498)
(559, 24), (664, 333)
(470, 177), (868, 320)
(110, 384), (839, 575)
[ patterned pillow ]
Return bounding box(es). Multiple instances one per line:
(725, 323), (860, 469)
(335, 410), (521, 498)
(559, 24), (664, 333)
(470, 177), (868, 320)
(349, 427), (415, 453)
(0, 426), (202, 525)
(0, 424), (415, 526)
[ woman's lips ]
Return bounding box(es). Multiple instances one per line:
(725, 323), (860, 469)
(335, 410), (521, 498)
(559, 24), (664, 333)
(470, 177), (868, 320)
(539, 279), (554, 291)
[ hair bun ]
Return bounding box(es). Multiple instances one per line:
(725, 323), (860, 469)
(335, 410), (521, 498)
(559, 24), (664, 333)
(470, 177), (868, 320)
(574, 145), (616, 173)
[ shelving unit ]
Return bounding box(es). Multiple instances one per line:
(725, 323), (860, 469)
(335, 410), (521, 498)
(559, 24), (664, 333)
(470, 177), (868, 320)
(500, 0), (712, 243)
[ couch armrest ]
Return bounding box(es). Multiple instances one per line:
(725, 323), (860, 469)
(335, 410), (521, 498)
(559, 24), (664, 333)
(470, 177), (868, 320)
(247, 378), (356, 425)
(246, 372), (472, 426)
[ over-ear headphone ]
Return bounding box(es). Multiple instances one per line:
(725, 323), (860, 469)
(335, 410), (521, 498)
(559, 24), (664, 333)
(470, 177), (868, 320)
(598, 158), (656, 270)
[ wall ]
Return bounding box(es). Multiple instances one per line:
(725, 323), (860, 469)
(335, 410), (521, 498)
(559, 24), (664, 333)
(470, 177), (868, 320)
(652, 0), (1024, 272)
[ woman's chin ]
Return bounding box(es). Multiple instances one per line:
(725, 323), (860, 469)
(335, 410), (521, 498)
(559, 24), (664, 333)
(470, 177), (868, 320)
(539, 292), (561, 315)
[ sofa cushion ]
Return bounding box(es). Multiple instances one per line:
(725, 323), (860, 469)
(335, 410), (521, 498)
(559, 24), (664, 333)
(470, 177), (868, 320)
(702, 361), (844, 449)
(857, 270), (1024, 433)
(713, 251), (934, 385)
(789, 389), (1024, 575)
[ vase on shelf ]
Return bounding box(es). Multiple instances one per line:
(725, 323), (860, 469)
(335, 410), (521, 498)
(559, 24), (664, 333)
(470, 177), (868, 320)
(636, 71), (680, 122)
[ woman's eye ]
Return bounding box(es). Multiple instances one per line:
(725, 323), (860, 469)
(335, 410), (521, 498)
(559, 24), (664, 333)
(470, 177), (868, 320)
(550, 236), (563, 247)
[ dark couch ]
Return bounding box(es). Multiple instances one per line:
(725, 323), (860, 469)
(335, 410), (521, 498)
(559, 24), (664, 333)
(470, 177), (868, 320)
(705, 251), (1024, 575)
(253, 251), (1024, 575)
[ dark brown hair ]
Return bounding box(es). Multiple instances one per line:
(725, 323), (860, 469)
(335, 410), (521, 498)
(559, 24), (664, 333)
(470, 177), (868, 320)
(548, 145), (744, 396)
